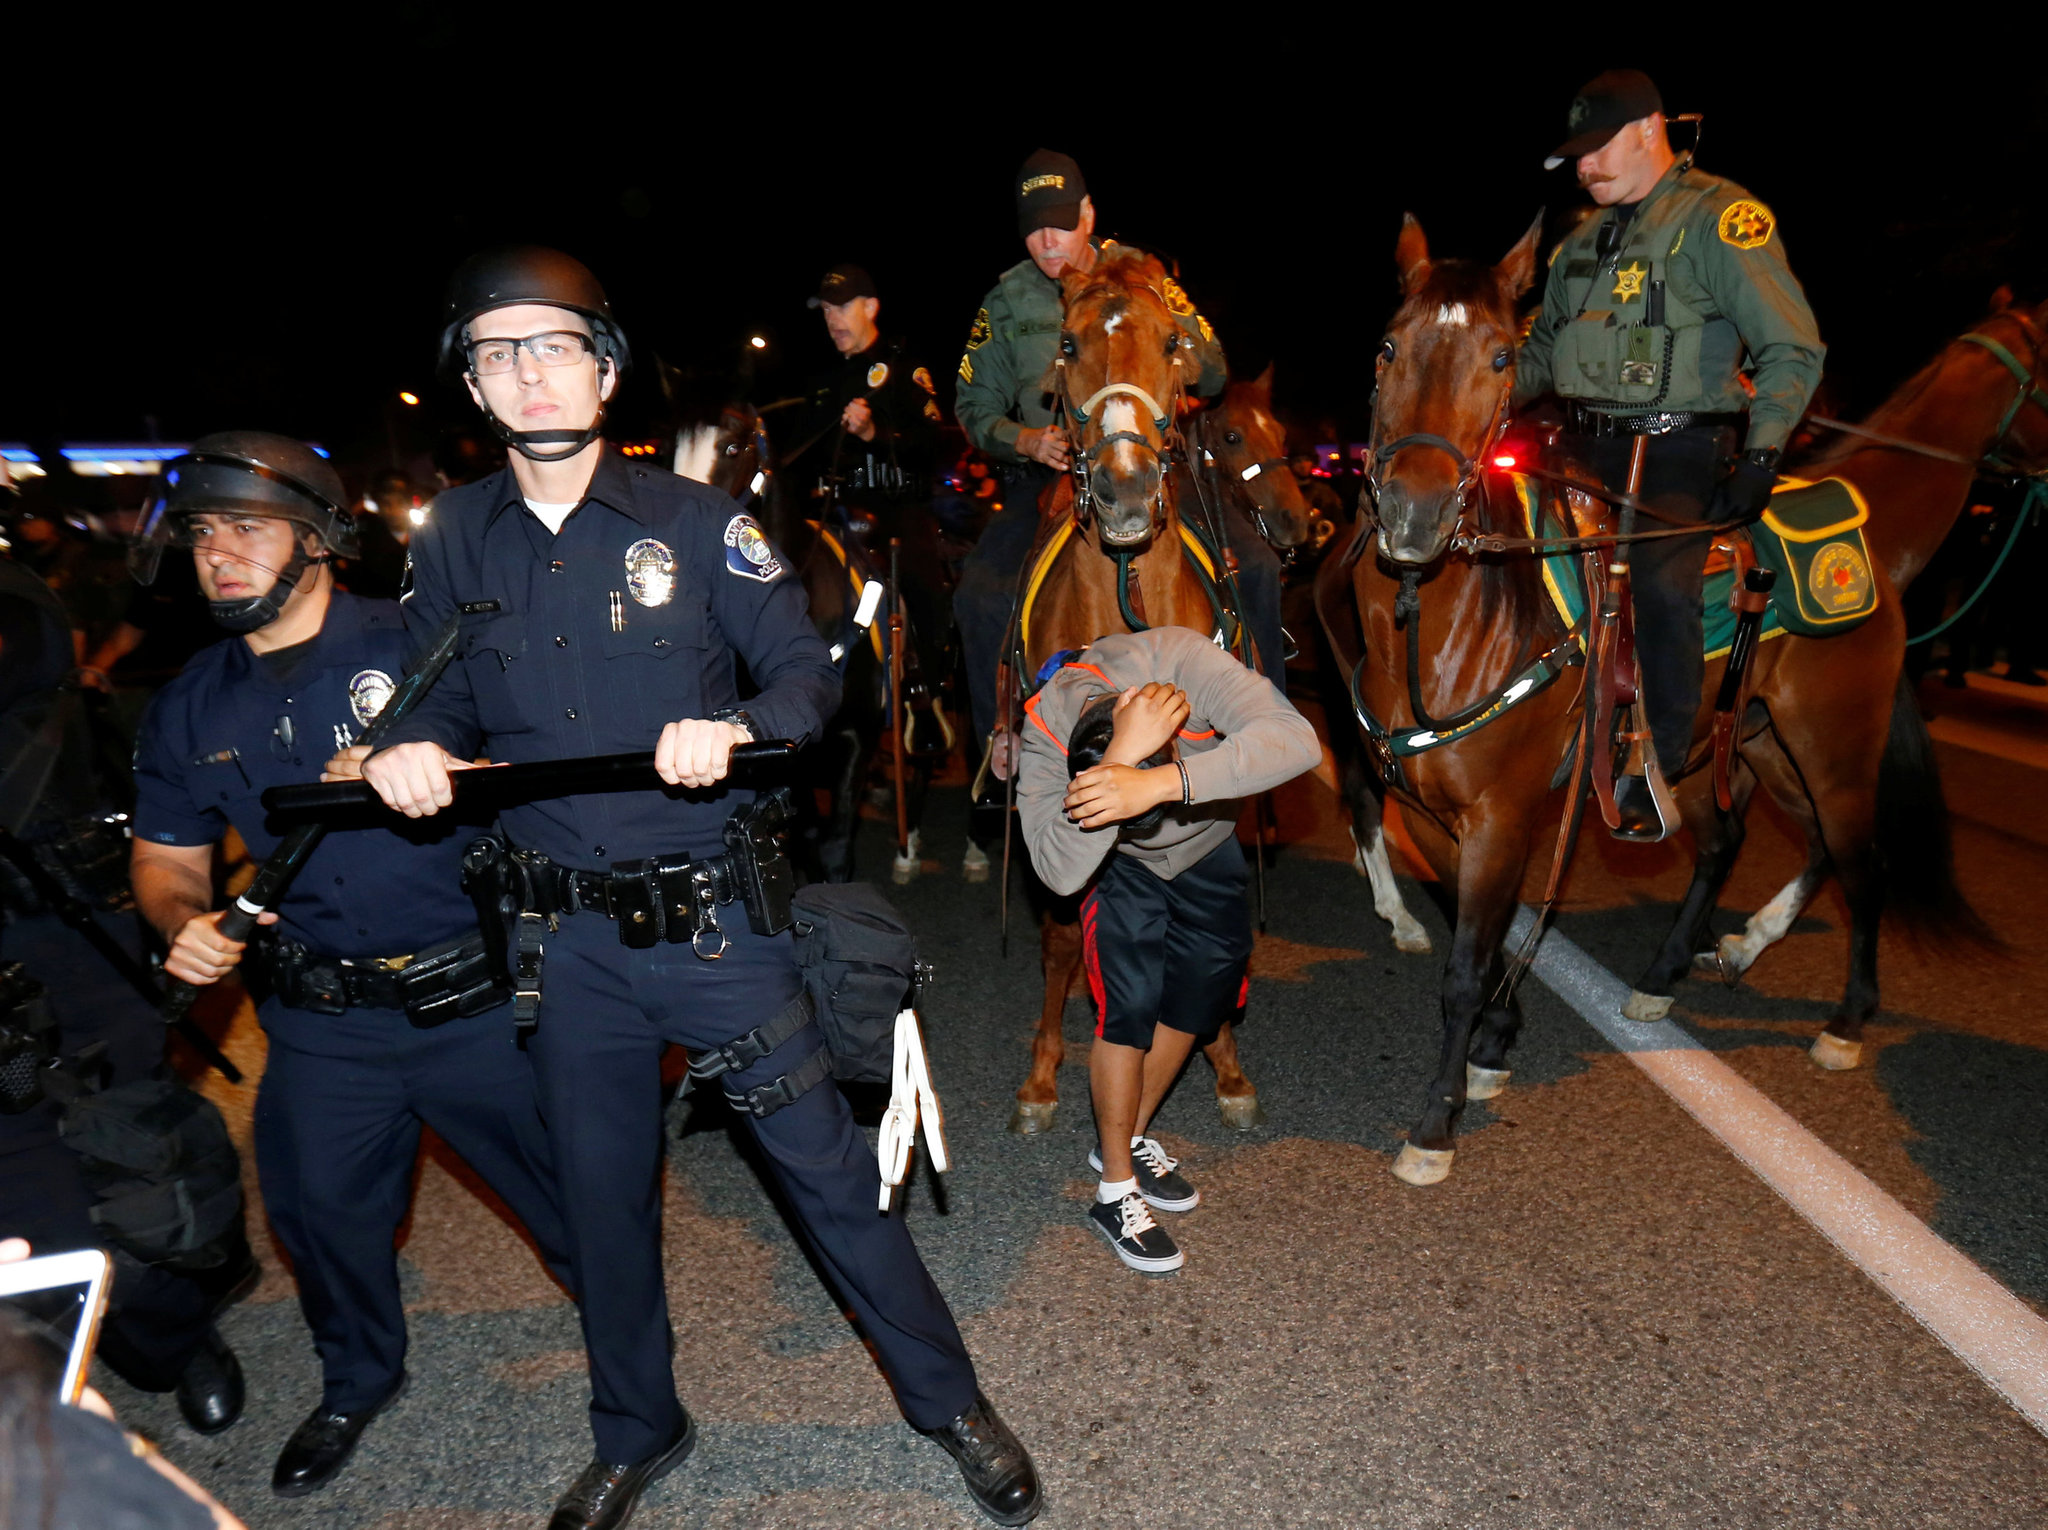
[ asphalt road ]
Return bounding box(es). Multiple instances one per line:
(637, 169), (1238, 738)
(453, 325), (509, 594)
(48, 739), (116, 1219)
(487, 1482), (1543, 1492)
(103, 673), (2048, 1529)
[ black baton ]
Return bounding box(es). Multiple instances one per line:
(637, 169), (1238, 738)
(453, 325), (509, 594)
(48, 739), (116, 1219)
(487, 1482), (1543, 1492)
(259, 740), (798, 818)
(160, 609), (469, 1028)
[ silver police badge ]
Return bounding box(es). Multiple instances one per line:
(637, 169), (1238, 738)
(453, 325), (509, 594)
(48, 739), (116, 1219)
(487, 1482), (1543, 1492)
(624, 538), (676, 607)
(348, 669), (395, 728)
(721, 515), (783, 582)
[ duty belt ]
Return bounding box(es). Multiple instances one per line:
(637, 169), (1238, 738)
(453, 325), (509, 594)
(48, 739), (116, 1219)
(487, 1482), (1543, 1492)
(509, 847), (748, 959)
(1564, 405), (1746, 438)
(253, 931), (506, 1026)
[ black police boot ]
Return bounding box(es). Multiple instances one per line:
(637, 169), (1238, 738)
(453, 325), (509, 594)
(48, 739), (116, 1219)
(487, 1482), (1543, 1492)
(271, 1374), (407, 1498)
(1611, 775), (1671, 843)
(547, 1413), (697, 1530)
(173, 1325), (243, 1435)
(923, 1390), (1042, 1526)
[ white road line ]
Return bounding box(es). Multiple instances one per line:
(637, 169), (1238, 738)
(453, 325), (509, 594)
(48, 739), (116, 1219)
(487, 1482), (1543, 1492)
(1518, 909), (2048, 1436)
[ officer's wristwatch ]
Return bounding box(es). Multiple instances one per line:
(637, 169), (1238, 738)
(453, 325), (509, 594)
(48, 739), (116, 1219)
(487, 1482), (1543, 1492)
(710, 708), (756, 741)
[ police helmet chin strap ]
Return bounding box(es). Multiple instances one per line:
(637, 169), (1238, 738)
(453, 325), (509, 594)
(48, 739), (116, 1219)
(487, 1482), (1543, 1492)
(473, 357), (617, 464)
(207, 544), (327, 634)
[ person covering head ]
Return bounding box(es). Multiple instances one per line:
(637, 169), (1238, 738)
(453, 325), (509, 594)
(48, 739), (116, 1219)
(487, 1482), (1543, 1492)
(1016, 149), (1087, 237)
(134, 431), (356, 634)
(439, 246), (629, 462)
(1544, 68), (1664, 169)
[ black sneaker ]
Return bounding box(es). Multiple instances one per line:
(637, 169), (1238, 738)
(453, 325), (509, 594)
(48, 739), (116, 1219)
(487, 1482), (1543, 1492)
(1088, 1192), (1184, 1274)
(1088, 1137), (1199, 1212)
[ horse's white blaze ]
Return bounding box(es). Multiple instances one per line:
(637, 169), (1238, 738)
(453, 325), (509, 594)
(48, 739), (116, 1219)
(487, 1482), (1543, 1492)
(1436, 302), (1469, 326)
(1352, 822), (1431, 954)
(1104, 312), (1123, 334)
(1723, 871), (1816, 974)
(1101, 398), (1138, 435)
(673, 424), (718, 484)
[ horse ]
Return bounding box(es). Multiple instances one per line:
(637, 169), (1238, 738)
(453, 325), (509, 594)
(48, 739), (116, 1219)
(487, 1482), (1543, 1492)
(1181, 367), (1318, 561)
(1325, 215), (2032, 1186)
(1004, 246), (1265, 1135)
(672, 402), (948, 885)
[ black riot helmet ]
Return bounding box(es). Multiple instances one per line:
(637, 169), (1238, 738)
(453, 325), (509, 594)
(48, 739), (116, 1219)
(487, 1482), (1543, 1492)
(132, 430), (357, 634)
(438, 246), (631, 463)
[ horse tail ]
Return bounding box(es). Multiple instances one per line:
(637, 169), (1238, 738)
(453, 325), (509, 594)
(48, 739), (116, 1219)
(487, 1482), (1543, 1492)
(1873, 672), (2001, 952)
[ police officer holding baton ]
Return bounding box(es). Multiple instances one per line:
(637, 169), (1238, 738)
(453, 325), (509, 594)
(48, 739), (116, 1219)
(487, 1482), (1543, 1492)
(355, 248), (1040, 1529)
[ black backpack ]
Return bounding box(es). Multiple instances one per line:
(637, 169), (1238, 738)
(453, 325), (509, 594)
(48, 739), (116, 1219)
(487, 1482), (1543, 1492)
(789, 883), (928, 1084)
(59, 1078), (244, 1270)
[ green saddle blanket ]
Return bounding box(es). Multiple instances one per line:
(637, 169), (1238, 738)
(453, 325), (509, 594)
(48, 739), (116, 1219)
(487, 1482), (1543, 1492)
(1512, 472), (1880, 656)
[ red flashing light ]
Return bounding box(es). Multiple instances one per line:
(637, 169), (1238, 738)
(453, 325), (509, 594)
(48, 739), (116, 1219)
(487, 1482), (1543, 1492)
(1492, 453), (1517, 469)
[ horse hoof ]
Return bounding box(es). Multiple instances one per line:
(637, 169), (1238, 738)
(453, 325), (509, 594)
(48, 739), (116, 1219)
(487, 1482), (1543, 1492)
(1809, 1033), (1863, 1072)
(1392, 919), (1433, 956)
(1714, 935), (1747, 987)
(1465, 1064), (1511, 1101)
(1008, 1100), (1057, 1134)
(891, 855), (920, 885)
(961, 846), (990, 884)
(1622, 990), (1673, 1023)
(1391, 1143), (1455, 1186)
(1216, 1093), (1266, 1131)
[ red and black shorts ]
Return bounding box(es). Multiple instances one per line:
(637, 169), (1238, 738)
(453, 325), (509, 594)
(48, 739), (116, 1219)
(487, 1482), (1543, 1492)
(1080, 838), (1253, 1051)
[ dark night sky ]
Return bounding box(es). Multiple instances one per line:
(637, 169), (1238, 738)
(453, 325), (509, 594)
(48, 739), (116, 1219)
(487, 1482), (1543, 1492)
(13, 25), (2045, 487)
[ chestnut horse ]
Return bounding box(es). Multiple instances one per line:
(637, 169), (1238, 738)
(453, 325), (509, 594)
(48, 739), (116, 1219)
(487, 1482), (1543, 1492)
(1006, 247), (1264, 1134)
(1182, 367), (1317, 560)
(1326, 216), (2035, 1185)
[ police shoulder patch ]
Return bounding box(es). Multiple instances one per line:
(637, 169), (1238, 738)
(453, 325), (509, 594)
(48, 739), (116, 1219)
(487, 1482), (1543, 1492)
(867, 361), (889, 389)
(1161, 275), (1196, 318)
(1717, 199), (1774, 250)
(722, 514), (783, 582)
(911, 366), (935, 395)
(965, 308), (992, 350)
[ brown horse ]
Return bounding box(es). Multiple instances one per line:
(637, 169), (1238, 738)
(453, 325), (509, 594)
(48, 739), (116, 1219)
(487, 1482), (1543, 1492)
(1182, 367), (1317, 559)
(1327, 215), (2036, 1185)
(1650, 293), (2048, 1020)
(1005, 247), (1264, 1134)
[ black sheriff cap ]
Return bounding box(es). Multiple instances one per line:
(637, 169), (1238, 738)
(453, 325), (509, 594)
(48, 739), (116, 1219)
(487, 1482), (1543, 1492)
(807, 264), (878, 309)
(1545, 69), (1664, 169)
(1016, 149), (1087, 237)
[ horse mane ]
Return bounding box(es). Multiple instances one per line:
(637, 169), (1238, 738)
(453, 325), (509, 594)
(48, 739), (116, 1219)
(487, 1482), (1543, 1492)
(1802, 345), (1956, 472)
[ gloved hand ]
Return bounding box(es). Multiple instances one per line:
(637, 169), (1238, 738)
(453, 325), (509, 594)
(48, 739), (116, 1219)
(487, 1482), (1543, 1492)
(1712, 448), (1780, 523)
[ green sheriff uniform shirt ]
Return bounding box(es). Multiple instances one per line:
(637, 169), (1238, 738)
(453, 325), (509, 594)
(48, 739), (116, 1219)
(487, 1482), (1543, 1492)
(1516, 162), (1824, 454)
(955, 240), (1229, 465)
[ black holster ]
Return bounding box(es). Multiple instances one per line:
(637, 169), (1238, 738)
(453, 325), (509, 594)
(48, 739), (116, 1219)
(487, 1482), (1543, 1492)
(723, 787), (796, 937)
(462, 835), (544, 1036)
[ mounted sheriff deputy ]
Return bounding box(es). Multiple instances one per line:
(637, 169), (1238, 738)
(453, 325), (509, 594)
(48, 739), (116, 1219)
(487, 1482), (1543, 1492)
(351, 247), (1041, 1529)
(1516, 68), (1824, 839)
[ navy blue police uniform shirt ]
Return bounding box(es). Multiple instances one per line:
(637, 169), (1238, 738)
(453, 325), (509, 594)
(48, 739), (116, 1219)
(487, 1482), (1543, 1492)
(132, 591), (480, 958)
(383, 449), (840, 869)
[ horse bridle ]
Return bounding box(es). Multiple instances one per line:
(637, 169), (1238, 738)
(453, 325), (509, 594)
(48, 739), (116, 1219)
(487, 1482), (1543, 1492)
(1961, 308), (2048, 476)
(1052, 287), (1189, 531)
(1362, 382), (1514, 546)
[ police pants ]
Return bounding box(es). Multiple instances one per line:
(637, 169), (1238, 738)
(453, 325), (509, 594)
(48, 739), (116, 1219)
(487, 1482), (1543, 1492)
(0, 910), (221, 1392)
(1220, 504), (1287, 680)
(529, 913), (976, 1463)
(954, 497), (1051, 744)
(1578, 426), (1738, 779)
(254, 998), (569, 1412)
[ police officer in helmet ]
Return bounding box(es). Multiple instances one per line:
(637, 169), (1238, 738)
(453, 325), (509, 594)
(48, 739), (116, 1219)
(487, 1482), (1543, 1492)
(1518, 70), (1824, 839)
(128, 431), (571, 1498)
(355, 248), (1041, 1529)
